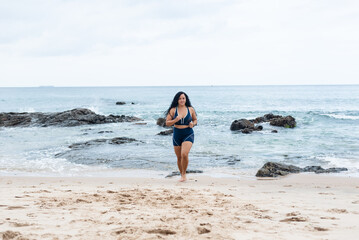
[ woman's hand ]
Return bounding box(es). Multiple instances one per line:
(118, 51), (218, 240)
(188, 122), (194, 128)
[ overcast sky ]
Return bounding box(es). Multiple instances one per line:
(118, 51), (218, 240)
(0, 0), (358, 87)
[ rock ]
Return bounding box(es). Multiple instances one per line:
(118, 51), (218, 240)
(157, 129), (173, 135)
(165, 170), (203, 178)
(230, 119), (254, 131)
(0, 108), (142, 127)
(255, 162), (302, 177)
(98, 131), (113, 134)
(116, 101), (126, 105)
(304, 167), (348, 174)
(68, 137), (137, 150)
(134, 123), (147, 125)
(271, 130), (278, 133)
(156, 117), (167, 127)
(270, 116), (296, 128)
(302, 166), (324, 172)
(249, 113), (297, 128)
(256, 162), (348, 177)
(241, 128), (253, 134)
(254, 125), (263, 131)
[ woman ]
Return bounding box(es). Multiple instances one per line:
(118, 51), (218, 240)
(165, 91), (197, 182)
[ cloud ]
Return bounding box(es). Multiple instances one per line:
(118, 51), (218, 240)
(0, 0), (358, 86)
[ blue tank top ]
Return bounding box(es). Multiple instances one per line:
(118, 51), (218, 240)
(174, 107), (192, 125)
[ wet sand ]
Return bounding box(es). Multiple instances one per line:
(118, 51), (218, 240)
(1, 174), (359, 239)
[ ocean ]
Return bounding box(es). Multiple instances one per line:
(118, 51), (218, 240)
(0, 85), (358, 178)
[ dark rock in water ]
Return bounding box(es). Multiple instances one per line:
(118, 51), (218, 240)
(227, 158), (241, 165)
(249, 113), (297, 128)
(116, 101), (126, 105)
(303, 166), (348, 174)
(271, 130), (278, 133)
(98, 131), (113, 134)
(0, 108), (142, 127)
(165, 170), (203, 178)
(0, 112), (33, 127)
(255, 162), (302, 177)
(131, 102), (135, 105)
(316, 167), (348, 173)
(241, 128), (253, 134)
(134, 123), (147, 125)
(156, 117), (167, 127)
(256, 162), (348, 177)
(233, 113), (296, 133)
(68, 137), (137, 150)
(302, 166), (324, 172)
(157, 129), (173, 135)
(230, 119), (254, 131)
(270, 116), (296, 128)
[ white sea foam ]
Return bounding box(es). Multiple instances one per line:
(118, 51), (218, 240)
(320, 156), (359, 171)
(322, 114), (359, 120)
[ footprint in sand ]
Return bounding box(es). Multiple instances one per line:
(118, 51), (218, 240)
(328, 208), (348, 214)
(320, 216), (339, 220)
(313, 226), (329, 231)
(6, 206), (26, 210)
(10, 221), (31, 227)
(0, 231), (24, 239)
(280, 216), (307, 222)
(197, 227), (211, 234)
(147, 229), (176, 235)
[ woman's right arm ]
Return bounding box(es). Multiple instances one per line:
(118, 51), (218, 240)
(166, 108), (180, 126)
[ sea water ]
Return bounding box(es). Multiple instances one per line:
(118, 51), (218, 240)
(0, 85), (358, 178)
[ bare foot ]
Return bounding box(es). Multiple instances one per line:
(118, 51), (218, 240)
(179, 175), (187, 182)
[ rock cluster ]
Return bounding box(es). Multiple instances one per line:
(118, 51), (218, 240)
(157, 129), (173, 135)
(255, 162), (348, 177)
(68, 137), (137, 150)
(0, 108), (142, 127)
(116, 101), (135, 105)
(230, 113), (296, 133)
(250, 113), (296, 128)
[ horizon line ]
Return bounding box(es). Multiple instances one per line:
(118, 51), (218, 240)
(1, 83), (359, 88)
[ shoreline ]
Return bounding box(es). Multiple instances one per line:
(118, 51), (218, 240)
(1, 174), (359, 239)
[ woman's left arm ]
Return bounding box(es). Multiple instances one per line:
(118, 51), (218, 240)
(189, 107), (197, 128)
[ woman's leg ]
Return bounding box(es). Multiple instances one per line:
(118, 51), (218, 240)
(174, 146), (182, 175)
(180, 141), (192, 182)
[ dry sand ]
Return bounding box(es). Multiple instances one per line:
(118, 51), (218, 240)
(1, 174), (359, 240)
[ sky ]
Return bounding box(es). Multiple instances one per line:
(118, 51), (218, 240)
(0, 0), (358, 87)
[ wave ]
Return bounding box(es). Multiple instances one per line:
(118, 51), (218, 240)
(320, 113), (359, 120)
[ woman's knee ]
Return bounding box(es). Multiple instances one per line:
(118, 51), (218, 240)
(181, 152), (188, 159)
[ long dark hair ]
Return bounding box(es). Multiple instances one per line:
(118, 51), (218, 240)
(165, 91), (194, 117)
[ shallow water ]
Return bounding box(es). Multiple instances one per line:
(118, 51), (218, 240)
(0, 85), (358, 177)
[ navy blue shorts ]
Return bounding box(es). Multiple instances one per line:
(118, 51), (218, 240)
(173, 127), (194, 146)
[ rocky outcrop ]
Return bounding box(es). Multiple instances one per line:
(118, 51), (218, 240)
(156, 117), (167, 127)
(68, 137), (137, 150)
(116, 101), (135, 105)
(256, 162), (348, 177)
(250, 113), (296, 128)
(157, 129), (173, 135)
(0, 108), (142, 127)
(302, 166), (348, 174)
(165, 170), (203, 178)
(255, 162), (302, 177)
(230, 113), (296, 133)
(230, 119), (263, 134)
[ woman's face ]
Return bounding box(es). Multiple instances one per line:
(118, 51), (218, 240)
(178, 94), (186, 106)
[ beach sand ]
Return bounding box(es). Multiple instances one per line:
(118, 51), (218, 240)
(1, 174), (359, 240)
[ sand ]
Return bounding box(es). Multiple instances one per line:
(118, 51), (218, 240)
(1, 174), (359, 240)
